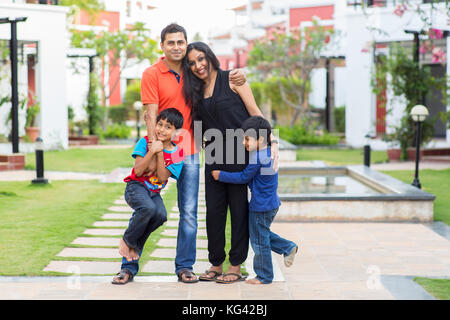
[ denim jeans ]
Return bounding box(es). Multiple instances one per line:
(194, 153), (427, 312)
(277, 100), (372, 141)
(249, 208), (297, 284)
(175, 153), (200, 275)
(121, 181), (167, 276)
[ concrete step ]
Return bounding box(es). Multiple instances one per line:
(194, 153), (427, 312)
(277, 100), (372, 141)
(0, 154), (25, 171)
(423, 155), (450, 163)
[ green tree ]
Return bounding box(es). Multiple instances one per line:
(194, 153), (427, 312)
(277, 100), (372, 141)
(59, 0), (105, 23)
(374, 44), (446, 159)
(248, 19), (335, 127)
(70, 22), (160, 107)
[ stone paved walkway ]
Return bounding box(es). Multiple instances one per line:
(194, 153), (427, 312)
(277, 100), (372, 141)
(1, 160), (450, 299)
(41, 175), (284, 282)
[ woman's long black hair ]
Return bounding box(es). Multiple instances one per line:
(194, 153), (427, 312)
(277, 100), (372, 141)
(182, 41), (221, 127)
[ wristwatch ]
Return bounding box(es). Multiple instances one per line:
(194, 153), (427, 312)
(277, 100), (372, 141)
(271, 139), (279, 144)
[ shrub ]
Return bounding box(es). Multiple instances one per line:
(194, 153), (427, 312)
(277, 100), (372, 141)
(108, 105), (129, 124)
(102, 123), (132, 139)
(334, 105), (345, 133)
(276, 124), (340, 145)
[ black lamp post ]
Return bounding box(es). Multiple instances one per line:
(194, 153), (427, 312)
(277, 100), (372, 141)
(410, 105), (429, 189)
(364, 133), (372, 167)
(32, 137), (48, 184)
(0, 16), (28, 153)
(133, 101), (143, 142)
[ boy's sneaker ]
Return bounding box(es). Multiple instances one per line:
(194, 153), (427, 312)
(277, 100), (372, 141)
(284, 245), (298, 267)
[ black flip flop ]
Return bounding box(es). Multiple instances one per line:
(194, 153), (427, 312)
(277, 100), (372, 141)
(199, 270), (222, 281)
(215, 272), (246, 284)
(111, 269), (134, 285)
(177, 269), (199, 283)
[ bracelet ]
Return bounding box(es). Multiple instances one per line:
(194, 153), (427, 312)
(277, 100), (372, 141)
(271, 139), (279, 144)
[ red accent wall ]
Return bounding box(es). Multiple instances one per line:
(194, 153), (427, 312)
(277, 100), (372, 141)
(27, 55), (36, 107)
(289, 5), (334, 28)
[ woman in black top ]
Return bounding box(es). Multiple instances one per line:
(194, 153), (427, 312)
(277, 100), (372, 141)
(182, 42), (278, 283)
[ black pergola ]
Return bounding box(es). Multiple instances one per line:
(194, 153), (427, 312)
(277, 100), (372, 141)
(0, 17), (28, 153)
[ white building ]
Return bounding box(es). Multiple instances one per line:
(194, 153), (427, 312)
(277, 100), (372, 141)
(339, 0), (450, 148)
(209, 0), (450, 149)
(0, 1), (69, 151)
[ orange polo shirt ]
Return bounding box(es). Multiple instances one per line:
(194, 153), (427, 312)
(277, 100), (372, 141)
(141, 56), (197, 156)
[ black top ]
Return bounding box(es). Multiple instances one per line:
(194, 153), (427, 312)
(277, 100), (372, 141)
(197, 69), (250, 172)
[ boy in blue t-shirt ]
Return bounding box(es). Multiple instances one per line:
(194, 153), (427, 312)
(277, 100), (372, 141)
(112, 108), (184, 285)
(212, 116), (298, 284)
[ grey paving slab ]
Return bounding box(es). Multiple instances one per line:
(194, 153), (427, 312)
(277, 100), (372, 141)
(108, 206), (133, 212)
(245, 246), (285, 282)
(113, 199), (127, 205)
(380, 275), (435, 300)
(43, 261), (122, 274)
(57, 248), (121, 259)
(102, 213), (131, 220)
(93, 221), (129, 227)
(142, 260), (211, 274)
(71, 237), (121, 247)
(83, 229), (125, 236)
(157, 238), (208, 249)
(150, 248), (208, 260)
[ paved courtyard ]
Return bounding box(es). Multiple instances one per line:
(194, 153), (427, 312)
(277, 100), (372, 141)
(0, 159), (449, 300)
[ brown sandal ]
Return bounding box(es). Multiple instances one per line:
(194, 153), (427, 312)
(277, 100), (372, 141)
(177, 269), (199, 283)
(199, 270), (222, 281)
(111, 269), (134, 285)
(215, 272), (245, 284)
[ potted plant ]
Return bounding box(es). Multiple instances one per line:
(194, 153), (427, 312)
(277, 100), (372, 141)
(383, 116), (408, 161)
(373, 44), (444, 161)
(25, 101), (40, 142)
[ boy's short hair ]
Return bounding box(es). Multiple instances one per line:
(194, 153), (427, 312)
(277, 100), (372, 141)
(161, 23), (187, 43)
(157, 108), (184, 129)
(241, 116), (272, 146)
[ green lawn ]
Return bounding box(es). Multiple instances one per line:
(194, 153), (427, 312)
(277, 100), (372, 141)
(414, 277), (450, 300)
(0, 180), (124, 275)
(297, 147), (389, 165)
(25, 147), (133, 173)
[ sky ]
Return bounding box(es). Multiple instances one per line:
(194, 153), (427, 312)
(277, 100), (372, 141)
(146, 0), (248, 41)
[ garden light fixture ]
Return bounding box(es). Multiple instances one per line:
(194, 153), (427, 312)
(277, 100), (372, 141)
(31, 137), (48, 184)
(133, 101), (143, 142)
(410, 105), (429, 189)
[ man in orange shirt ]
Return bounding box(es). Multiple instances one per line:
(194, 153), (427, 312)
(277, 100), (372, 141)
(141, 23), (245, 283)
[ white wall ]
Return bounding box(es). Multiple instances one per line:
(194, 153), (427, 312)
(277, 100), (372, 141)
(340, 11), (374, 147)
(0, 3), (69, 150)
(340, 1), (450, 148)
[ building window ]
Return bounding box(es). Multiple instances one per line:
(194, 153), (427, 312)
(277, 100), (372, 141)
(126, 1), (131, 17)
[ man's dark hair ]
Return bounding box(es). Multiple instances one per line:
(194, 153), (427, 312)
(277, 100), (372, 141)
(157, 108), (184, 129)
(161, 23), (187, 43)
(241, 116), (272, 146)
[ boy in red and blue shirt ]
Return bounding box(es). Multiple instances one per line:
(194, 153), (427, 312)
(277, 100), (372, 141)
(112, 108), (184, 284)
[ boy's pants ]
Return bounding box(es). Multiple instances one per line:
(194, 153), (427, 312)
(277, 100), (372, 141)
(121, 181), (167, 276)
(249, 208), (297, 284)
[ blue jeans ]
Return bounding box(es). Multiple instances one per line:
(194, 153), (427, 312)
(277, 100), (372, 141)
(121, 181), (167, 276)
(175, 153), (200, 275)
(249, 208), (297, 284)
